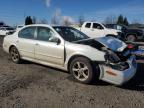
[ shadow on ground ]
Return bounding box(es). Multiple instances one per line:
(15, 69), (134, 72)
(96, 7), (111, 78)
(68, 63), (144, 91)
(22, 60), (144, 91)
(118, 63), (144, 91)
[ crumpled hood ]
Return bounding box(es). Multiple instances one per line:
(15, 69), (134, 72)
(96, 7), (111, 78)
(96, 37), (127, 52)
(74, 37), (127, 52)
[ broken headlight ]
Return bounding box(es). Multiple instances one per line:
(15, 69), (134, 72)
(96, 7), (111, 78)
(104, 50), (120, 63)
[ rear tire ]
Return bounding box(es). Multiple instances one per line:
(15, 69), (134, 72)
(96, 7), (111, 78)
(10, 46), (21, 64)
(69, 57), (100, 84)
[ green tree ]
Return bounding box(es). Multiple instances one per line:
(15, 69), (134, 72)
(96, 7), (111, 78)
(117, 15), (124, 25)
(25, 16), (33, 25)
(123, 17), (129, 26)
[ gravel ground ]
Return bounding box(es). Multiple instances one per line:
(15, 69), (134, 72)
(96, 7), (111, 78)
(0, 36), (144, 108)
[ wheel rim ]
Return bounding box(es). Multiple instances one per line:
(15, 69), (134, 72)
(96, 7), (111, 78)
(127, 35), (135, 41)
(72, 62), (89, 81)
(10, 48), (19, 62)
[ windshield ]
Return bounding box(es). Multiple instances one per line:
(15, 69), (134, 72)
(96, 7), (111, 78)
(97, 37), (127, 51)
(53, 27), (89, 42)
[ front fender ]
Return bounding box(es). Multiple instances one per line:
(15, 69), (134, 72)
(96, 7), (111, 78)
(64, 47), (106, 70)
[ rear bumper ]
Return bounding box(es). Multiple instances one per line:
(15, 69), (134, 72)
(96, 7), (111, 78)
(99, 55), (137, 85)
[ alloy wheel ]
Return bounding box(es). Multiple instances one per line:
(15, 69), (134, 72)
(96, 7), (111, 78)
(72, 62), (89, 81)
(10, 47), (20, 63)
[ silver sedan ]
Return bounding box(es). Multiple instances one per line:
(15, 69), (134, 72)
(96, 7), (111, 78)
(3, 24), (137, 85)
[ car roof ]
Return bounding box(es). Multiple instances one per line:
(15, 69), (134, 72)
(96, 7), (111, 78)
(83, 22), (101, 24)
(25, 24), (50, 27)
(24, 24), (72, 28)
(52, 25), (72, 28)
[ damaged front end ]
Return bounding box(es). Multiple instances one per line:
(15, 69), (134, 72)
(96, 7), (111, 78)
(99, 55), (137, 85)
(102, 47), (131, 71)
(99, 45), (137, 85)
(95, 37), (137, 85)
(75, 36), (137, 85)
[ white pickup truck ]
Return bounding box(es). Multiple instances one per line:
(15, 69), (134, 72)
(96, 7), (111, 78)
(76, 22), (121, 38)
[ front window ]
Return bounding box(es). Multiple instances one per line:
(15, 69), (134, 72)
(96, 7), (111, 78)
(93, 23), (103, 29)
(37, 27), (56, 42)
(116, 25), (123, 30)
(53, 27), (89, 42)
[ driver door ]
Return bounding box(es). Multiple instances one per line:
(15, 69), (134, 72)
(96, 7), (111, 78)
(92, 23), (105, 37)
(34, 26), (64, 65)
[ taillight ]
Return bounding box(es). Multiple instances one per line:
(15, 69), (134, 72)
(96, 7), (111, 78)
(127, 44), (134, 49)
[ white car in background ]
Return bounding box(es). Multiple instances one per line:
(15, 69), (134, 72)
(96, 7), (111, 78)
(76, 22), (121, 38)
(3, 24), (137, 85)
(16, 25), (24, 31)
(0, 27), (15, 36)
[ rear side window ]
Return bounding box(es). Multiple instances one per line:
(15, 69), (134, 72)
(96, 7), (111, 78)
(85, 23), (91, 28)
(18, 27), (36, 39)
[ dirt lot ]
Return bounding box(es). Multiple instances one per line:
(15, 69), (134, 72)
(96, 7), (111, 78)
(0, 36), (144, 108)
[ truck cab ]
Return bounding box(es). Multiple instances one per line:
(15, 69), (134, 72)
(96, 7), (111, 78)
(77, 22), (120, 38)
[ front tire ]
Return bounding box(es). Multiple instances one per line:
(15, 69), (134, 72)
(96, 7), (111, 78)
(70, 57), (99, 84)
(10, 46), (21, 64)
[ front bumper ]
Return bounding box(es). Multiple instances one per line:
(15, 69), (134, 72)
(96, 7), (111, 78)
(99, 55), (137, 85)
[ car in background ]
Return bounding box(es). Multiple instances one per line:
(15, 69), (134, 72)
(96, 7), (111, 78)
(75, 22), (121, 38)
(16, 25), (24, 31)
(105, 24), (144, 42)
(138, 26), (144, 31)
(0, 27), (15, 36)
(3, 24), (137, 85)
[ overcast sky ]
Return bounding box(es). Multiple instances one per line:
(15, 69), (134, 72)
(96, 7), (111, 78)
(0, 0), (144, 25)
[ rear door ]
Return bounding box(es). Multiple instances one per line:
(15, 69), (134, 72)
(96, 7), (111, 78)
(34, 26), (64, 65)
(17, 26), (36, 59)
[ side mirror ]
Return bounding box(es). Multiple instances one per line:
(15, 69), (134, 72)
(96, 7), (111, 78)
(56, 38), (61, 45)
(49, 37), (61, 45)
